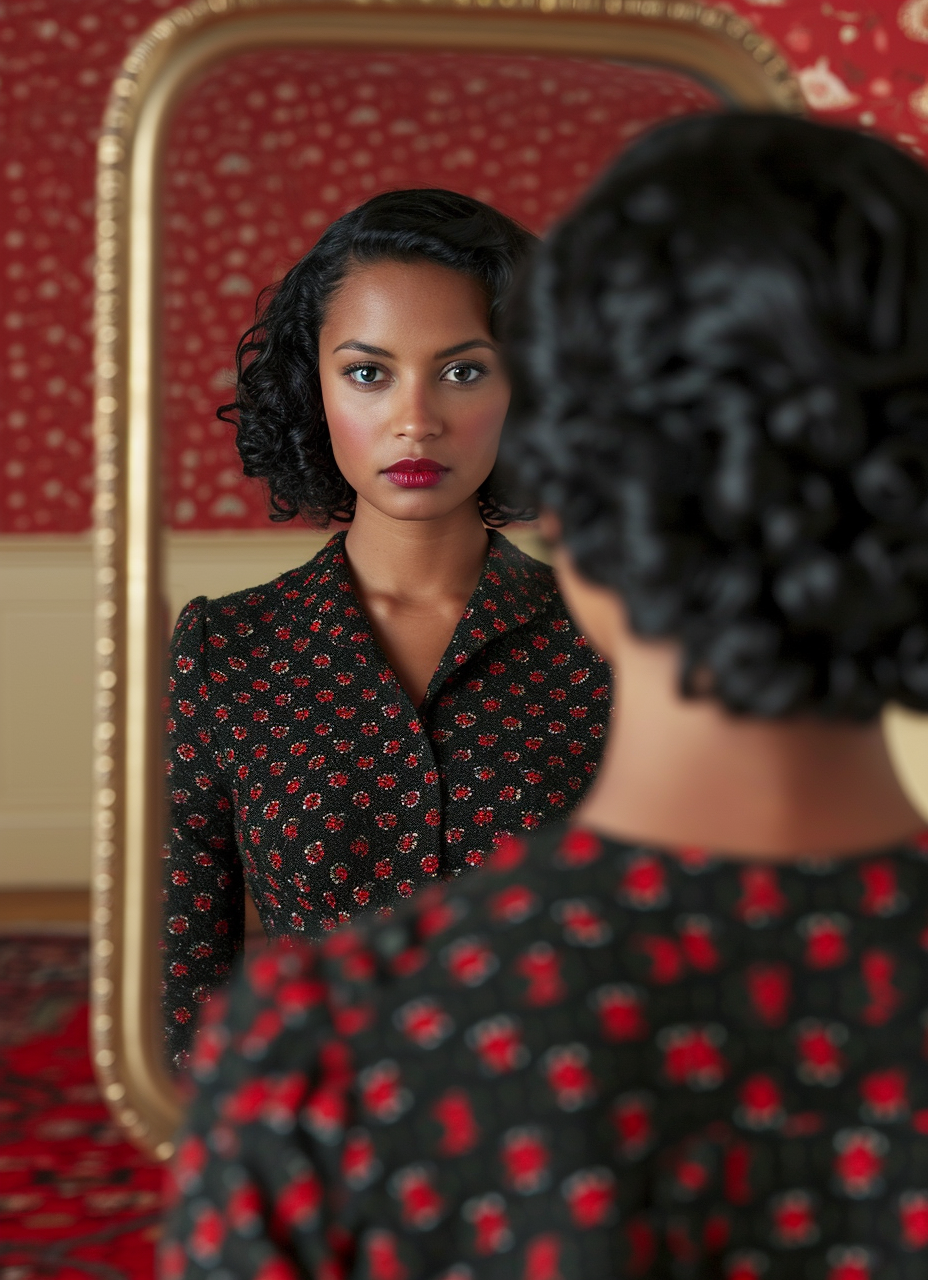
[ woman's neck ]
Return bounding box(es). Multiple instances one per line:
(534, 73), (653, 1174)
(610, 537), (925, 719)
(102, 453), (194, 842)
(340, 498), (490, 707)
(344, 497), (488, 605)
(574, 633), (923, 860)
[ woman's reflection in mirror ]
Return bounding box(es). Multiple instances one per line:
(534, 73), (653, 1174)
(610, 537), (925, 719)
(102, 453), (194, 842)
(162, 190), (610, 1066)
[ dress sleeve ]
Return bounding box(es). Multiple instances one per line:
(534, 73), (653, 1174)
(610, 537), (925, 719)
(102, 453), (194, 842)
(159, 944), (354, 1280)
(162, 597), (245, 1068)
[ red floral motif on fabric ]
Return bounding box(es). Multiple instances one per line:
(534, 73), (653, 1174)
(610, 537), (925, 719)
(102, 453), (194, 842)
(165, 823), (928, 1275)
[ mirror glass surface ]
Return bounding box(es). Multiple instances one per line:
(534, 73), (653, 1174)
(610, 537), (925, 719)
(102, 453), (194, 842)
(155, 47), (723, 1055)
(90, 0), (813, 1151)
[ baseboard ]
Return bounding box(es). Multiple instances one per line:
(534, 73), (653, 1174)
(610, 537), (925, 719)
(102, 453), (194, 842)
(0, 888), (89, 927)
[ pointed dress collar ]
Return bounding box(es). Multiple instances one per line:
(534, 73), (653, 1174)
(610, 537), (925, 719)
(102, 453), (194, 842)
(281, 529), (558, 709)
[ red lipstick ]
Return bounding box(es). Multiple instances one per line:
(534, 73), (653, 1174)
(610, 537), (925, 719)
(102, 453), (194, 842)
(383, 458), (449, 489)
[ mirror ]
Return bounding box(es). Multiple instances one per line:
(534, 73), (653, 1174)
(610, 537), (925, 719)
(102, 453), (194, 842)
(91, 0), (802, 1159)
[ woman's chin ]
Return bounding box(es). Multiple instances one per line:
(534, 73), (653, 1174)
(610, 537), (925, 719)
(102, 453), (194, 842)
(356, 484), (481, 523)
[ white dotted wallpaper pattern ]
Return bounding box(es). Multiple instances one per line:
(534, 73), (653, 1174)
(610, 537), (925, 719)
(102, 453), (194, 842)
(3, 0), (928, 533)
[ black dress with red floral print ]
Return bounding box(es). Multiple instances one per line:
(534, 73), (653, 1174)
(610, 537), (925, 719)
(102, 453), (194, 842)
(162, 823), (928, 1280)
(163, 531), (609, 1064)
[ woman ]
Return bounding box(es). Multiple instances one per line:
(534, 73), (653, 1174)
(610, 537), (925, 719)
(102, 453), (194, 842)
(164, 115), (928, 1279)
(162, 189), (609, 1063)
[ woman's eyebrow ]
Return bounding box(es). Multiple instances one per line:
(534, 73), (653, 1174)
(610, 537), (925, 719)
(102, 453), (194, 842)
(435, 339), (497, 358)
(332, 340), (393, 357)
(332, 339), (497, 358)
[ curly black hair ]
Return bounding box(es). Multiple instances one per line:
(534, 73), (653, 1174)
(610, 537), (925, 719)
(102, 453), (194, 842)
(502, 114), (928, 720)
(219, 188), (536, 527)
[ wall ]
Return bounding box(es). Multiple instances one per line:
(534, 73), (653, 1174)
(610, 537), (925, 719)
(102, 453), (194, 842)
(3, 0), (928, 883)
(3, 1), (928, 534)
(0, 537), (94, 884)
(0, 531), (328, 884)
(4, 528), (928, 887)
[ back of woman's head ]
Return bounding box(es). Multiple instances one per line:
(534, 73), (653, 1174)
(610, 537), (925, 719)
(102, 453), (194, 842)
(222, 188), (534, 526)
(504, 113), (928, 720)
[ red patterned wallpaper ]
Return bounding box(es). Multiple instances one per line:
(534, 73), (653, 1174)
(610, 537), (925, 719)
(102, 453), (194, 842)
(2, 0), (928, 534)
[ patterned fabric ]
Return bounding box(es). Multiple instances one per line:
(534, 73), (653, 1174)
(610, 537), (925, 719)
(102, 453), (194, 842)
(163, 530), (608, 1063)
(163, 823), (928, 1280)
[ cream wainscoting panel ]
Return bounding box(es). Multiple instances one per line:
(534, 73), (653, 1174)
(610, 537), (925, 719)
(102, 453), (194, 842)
(885, 711), (928, 823)
(4, 529), (928, 888)
(0, 535), (96, 885)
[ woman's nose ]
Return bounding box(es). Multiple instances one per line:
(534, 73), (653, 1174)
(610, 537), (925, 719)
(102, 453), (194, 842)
(393, 382), (442, 441)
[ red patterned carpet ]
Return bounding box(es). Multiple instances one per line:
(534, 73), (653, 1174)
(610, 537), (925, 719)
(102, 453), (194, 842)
(0, 935), (163, 1279)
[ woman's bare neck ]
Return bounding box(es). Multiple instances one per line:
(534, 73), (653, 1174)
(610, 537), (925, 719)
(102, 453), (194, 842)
(575, 637), (923, 862)
(343, 498), (488, 606)
(341, 498), (490, 707)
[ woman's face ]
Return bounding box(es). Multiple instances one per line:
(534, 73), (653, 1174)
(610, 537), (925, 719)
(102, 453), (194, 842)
(318, 258), (510, 522)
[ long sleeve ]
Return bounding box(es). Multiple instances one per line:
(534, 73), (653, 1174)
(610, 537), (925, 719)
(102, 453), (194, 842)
(162, 597), (245, 1068)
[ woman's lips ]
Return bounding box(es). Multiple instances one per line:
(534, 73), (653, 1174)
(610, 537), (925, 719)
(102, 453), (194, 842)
(383, 458), (450, 489)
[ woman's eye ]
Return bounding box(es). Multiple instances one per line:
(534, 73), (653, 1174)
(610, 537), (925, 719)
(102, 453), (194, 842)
(346, 365), (384, 385)
(443, 363), (485, 385)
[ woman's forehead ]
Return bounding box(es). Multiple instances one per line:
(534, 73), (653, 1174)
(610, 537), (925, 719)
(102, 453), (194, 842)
(321, 259), (493, 347)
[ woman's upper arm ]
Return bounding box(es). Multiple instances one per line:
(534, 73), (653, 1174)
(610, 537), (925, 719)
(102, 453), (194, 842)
(163, 598), (245, 1064)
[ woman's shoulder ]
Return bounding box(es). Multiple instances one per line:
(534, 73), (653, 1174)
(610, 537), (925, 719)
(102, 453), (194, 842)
(487, 529), (603, 648)
(486, 528), (560, 605)
(171, 532), (347, 641)
(488, 528), (554, 577)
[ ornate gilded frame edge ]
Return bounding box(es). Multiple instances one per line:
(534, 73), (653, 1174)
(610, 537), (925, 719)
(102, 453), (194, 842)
(91, 0), (803, 1160)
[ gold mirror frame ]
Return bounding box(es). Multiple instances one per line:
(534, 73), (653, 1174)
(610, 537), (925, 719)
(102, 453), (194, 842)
(91, 0), (802, 1160)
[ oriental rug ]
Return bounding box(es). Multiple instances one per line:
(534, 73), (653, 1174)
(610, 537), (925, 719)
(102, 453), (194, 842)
(0, 934), (163, 1280)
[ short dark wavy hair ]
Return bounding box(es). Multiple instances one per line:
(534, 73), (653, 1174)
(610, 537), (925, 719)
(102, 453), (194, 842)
(503, 114), (928, 720)
(219, 188), (536, 526)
